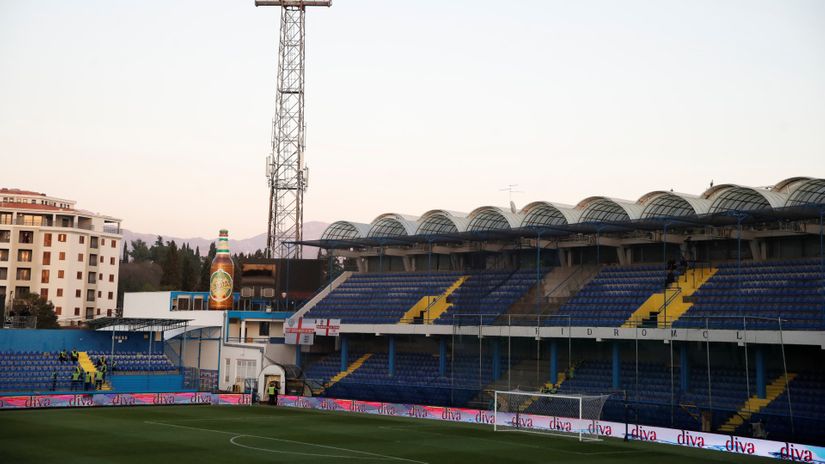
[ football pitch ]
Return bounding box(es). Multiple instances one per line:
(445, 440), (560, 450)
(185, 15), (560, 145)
(0, 405), (775, 463)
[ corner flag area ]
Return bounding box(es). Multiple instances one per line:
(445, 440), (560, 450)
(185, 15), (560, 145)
(0, 405), (775, 463)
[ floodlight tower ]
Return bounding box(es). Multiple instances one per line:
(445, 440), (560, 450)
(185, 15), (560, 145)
(256, 0), (331, 259)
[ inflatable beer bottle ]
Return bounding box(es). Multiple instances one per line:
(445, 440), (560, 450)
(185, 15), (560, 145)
(209, 229), (234, 310)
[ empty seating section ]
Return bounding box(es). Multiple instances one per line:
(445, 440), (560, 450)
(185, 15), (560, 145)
(305, 351), (493, 407)
(306, 272), (461, 324)
(749, 372), (825, 443)
(88, 351), (176, 372)
(0, 351), (74, 392)
(674, 259), (825, 330)
(555, 265), (669, 326)
(435, 269), (537, 324)
(305, 270), (539, 324)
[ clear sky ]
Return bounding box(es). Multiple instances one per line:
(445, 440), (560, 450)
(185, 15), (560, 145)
(1, 0), (824, 239)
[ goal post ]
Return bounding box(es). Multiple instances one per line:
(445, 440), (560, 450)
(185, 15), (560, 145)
(493, 390), (610, 441)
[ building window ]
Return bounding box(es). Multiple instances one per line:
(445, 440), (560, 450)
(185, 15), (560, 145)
(77, 253), (83, 262)
(259, 322), (270, 336)
(58, 234), (67, 242)
(57, 288), (63, 297)
(74, 307), (80, 316)
(89, 254), (97, 266)
(96, 308), (100, 315)
(79, 236), (85, 245)
(109, 257), (115, 265)
(59, 252), (66, 261)
(111, 240), (116, 248)
(0, 230), (10, 243)
(108, 291), (113, 300)
(55, 306), (62, 316)
(98, 273), (103, 280)
(236, 359), (257, 381)
(101, 238), (106, 246)
(85, 307), (94, 319)
(76, 271), (82, 280)
(16, 268), (31, 280)
(0, 267), (7, 280)
(75, 290), (81, 298)
(18, 231), (33, 244)
(0, 249), (8, 261)
(90, 237), (98, 249)
(88, 273), (96, 284)
(41, 269), (49, 284)
(97, 290), (101, 298)
(42, 251), (51, 266)
(40, 288), (48, 300)
(58, 270), (64, 278)
(106, 309), (112, 317)
(17, 250), (33, 262)
(109, 274), (114, 282)
(43, 233), (52, 247)
(86, 290), (95, 302)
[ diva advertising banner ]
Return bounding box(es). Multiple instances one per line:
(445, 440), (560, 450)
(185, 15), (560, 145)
(278, 395), (825, 462)
(0, 392), (252, 409)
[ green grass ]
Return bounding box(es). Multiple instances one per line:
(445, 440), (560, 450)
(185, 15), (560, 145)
(0, 405), (775, 463)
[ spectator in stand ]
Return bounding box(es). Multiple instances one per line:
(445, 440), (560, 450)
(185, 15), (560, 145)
(94, 370), (104, 390)
(84, 370), (93, 391)
(70, 348), (79, 362)
(71, 367), (82, 391)
(58, 349), (68, 363)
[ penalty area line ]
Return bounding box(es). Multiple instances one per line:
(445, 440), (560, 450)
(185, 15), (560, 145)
(144, 420), (429, 464)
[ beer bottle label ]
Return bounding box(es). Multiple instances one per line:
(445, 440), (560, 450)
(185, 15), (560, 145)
(210, 269), (233, 302)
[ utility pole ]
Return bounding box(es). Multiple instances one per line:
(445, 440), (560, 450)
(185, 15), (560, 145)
(256, 0), (331, 258)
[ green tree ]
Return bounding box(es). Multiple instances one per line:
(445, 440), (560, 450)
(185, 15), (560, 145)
(129, 239), (151, 262)
(150, 236), (166, 263)
(180, 243), (199, 291)
(160, 240), (181, 290)
(15, 293), (59, 329)
(198, 242), (217, 291)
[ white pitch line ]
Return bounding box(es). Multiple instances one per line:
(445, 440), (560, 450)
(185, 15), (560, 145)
(144, 420), (429, 464)
(230, 435), (380, 460)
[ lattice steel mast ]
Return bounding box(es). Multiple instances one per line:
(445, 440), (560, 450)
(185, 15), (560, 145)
(256, 0), (331, 258)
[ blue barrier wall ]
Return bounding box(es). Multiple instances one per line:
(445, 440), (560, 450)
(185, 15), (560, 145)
(0, 330), (150, 353)
(108, 374), (185, 393)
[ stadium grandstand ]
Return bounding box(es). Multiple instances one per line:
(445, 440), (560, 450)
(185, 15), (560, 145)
(284, 176), (825, 446)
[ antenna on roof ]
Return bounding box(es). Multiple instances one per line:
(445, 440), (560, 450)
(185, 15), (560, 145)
(500, 184), (523, 212)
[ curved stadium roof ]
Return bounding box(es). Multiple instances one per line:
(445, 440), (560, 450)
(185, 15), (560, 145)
(319, 177), (825, 244)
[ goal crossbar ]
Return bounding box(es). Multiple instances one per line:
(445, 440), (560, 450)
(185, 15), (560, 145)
(493, 390), (610, 441)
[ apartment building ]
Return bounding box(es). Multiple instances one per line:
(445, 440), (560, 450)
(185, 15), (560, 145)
(0, 188), (122, 326)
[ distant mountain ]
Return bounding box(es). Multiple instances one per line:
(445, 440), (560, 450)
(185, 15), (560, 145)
(121, 221), (330, 257)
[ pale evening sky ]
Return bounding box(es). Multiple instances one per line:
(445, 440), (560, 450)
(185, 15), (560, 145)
(1, 0), (824, 239)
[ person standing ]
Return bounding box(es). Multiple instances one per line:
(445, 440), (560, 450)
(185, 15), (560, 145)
(51, 370), (58, 391)
(84, 370), (93, 391)
(267, 382), (277, 406)
(70, 348), (79, 363)
(71, 367), (81, 391)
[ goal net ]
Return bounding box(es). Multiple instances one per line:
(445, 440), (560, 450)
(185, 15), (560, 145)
(493, 390), (610, 441)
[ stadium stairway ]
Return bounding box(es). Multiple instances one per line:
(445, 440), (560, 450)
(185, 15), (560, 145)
(78, 352), (111, 391)
(718, 373), (796, 433)
(621, 267), (717, 328)
(400, 276), (469, 324)
(320, 353), (373, 394)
